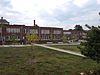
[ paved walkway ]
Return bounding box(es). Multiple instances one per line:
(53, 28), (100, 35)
(0, 44), (85, 57)
(42, 43), (80, 46)
(34, 44), (85, 57)
(0, 45), (31, 47)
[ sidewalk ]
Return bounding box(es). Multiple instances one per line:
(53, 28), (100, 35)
(42, 43), (80, 46)
(0, 44), (85, 57)
(0, 44), (31, 47)
(34, 44), (85, 57)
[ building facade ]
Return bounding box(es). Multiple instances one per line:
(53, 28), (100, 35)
(0, 17), (87, 44)
(0, 17), (63, 44)
(63, 30), (86, 42)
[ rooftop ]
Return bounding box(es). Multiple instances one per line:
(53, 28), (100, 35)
(0, 17), (9, 25)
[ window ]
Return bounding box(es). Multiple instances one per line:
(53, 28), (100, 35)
(29, 29), (33, 33)
(53, 34), (61, 40)
(47, 35), (50, 40)
(63, 32), (71, 34)
(41, 30), (50, 34)
(33, 29), (38, 34)
(29, 29), (38, 34)
(25, 29), (27, 33)
(6, 28), (20, 33)
(41, 35), (44, 39)
(45, 35), (49, 40)
(16, 36), (20, 40)
(53, 30), (61, 34)
(41, 34), (50, 40)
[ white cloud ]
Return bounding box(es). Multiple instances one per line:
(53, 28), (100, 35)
(10, 0), (70, 13)
(10, 0), (72, 26)
(97, 0), (100, 4)
(0, 0), (100, 30)
(73, 0), (89, 7)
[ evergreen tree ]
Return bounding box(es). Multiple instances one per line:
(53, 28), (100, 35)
(74, 25), (83, 31)
(79, 26), (100, 63)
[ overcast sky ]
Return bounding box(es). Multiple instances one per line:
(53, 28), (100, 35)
(0, 0), (100, 29)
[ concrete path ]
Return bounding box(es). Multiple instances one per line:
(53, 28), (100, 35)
(42, 43), (80, 46)
(34, 44), (85, 57)
(0, 44), (85, 57)
(0, 45), (31, 47)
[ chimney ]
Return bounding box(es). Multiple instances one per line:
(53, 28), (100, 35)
(1, 17), (3, 19)
(34, 20), (36, 26)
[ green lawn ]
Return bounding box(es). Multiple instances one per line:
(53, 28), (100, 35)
(0, 46), (100, 75)
(48, 45), (80, 52)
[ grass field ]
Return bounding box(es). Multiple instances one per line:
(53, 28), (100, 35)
(48, 45), (80, 52)
(0, 46), (100, 75)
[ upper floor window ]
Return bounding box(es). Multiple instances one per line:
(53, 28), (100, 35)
(29, 29), (38, 34)
(41, 30), (50, 34)
(33, 29), (38, 34)
(63, 32), (71, 34)
(53, 30), (61, 34)
(25, 29), (27, 33)
(6, 28), (20, 33)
